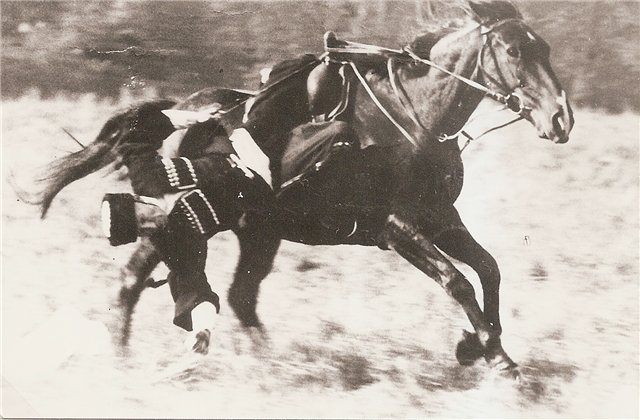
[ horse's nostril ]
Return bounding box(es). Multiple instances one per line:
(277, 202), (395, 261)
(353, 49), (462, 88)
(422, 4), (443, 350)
(552, 110), (565, 135)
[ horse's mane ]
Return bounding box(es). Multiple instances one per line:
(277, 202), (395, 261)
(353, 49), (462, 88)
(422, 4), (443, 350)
(409, 0), (522, 54)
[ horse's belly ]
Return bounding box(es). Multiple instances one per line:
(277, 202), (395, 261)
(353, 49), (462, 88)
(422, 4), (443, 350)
(274, 146), (393, 246)
(274, 145), (465, 245)
(277, 209), (387, 246)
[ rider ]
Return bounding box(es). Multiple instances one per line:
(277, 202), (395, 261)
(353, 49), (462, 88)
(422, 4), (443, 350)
(106, 36), (388, 352)
(106, 54), (335, 352)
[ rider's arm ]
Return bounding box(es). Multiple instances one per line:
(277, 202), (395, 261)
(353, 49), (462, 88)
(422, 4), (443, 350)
(124, 151), (237, 197)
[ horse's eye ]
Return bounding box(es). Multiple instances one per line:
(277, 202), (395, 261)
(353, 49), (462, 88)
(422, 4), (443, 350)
(506, 46), (520, 58)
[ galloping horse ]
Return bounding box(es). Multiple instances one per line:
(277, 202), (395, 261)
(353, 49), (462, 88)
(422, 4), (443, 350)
(36, 1), (572, 376)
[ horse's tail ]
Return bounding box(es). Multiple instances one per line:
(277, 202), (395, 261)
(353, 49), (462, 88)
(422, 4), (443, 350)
(37, 99), (177, 218)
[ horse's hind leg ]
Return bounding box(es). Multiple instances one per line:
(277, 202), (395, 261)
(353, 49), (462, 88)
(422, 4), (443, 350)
(229, 223), (281, 338)
(380, 214), (518, 375)
(115, 237), (162, 347)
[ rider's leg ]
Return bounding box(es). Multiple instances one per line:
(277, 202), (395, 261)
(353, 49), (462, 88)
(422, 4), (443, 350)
(283, 121), (359, 237)
(150, 214), (220, 354)
(189, 301), (217, 354)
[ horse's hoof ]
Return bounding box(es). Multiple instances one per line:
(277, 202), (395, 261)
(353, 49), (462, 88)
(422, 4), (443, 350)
(186, 329), (211, 355)
(498, 364), (522, 382)
(455, 330), (484, 366)
(487, 349), (519, 381)
(248, 326), (271, 354)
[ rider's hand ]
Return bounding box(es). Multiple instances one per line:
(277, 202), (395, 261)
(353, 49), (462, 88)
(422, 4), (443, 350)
(126, 154), (172, 196)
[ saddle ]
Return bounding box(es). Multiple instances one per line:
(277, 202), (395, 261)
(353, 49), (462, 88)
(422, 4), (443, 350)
(279, 32), (410, 182)
(306, 31), (395, 122)
(306, 60), (347, 119)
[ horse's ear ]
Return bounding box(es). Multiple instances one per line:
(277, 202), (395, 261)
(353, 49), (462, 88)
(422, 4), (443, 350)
(466, 0), (522, 22)
(464, 0), (482, 20)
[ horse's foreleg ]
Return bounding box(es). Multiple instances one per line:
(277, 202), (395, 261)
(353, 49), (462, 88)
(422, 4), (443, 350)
(380, 214), (517, 374)
(432, 208), (502, 335)
(229, 223), (281, 335)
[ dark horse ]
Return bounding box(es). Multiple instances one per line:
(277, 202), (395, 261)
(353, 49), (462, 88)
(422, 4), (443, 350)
(35, 1), (573, 376)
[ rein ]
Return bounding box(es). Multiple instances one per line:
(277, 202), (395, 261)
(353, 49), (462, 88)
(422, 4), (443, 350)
(347, 60), (420, 147)
(404, 18), (531, 116)
(325, 20), (529, 152)
(183, 56), (326, 123)
(170, 20), (530, 154)
(387, 57), (427, 132)
(403, 45), (506, 104)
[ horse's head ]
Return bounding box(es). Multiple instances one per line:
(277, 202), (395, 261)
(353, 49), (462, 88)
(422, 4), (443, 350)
(468, 0), (574, 143)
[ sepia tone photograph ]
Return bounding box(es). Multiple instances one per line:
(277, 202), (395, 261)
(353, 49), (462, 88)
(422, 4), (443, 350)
(1, 0), (638, 418)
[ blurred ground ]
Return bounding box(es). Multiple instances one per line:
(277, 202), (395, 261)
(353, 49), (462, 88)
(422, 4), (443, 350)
(2, 0), (639, 418)
(2, 93), (638, 418)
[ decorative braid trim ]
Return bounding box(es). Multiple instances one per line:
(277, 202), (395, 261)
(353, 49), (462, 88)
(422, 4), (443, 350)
(161, 157), (198, 190)
(195, 190), (220, 225)
(179, 196), (205, 234)
(176, 189), (220, 236)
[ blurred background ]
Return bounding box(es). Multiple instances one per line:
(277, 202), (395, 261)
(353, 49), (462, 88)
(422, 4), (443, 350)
(2, 0), (639, 112)
(2, 1), (639, 418)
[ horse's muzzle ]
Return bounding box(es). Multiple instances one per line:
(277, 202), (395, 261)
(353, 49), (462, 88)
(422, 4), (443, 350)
(537, 91), (574, 144)
(551, 91), (574, 143)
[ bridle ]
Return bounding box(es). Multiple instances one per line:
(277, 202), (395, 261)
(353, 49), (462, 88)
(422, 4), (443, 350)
(476, 18), (528, 110)
(401, 18), (531, 150)
(475, 18), (533, 118)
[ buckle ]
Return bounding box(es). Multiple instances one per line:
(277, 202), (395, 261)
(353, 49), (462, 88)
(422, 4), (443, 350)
(438, 133), (451, 142)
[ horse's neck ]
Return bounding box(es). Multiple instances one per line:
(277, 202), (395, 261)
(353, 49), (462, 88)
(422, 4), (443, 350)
(396, 29), (486, 151)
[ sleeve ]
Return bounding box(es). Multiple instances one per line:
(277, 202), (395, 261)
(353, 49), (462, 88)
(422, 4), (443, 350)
(126, 152), (235, 197)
